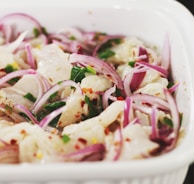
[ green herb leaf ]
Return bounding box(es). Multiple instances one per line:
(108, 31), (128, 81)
(41, 27), (48, 36)
(98, 49), (115, 59)
(86, 65), (96, 74)
(33, 28), (40, 38)
(7, 77), (20, 85)
(84, 95), (101, 119)
(69, 35), (76, 40)
(162, 117), (173, 128)
(44, 101), (66, 112)
(48, 91), (58, 102)
(23, 93), (37, 103)
(128, 61), (135, 67)
(4, 64), (17, 73)
(70, 66), (86, 83)
(62, 134), (71, 143)
(5, 105), (13, 114)
(167, 81), (174, 89)
(98, 38), (122, 53)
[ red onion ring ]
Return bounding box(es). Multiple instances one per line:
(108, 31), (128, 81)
(113, 127), (123, 161)
(102, 85), (116, 109)
(62, 143), (105, 162)
(25, 43), (36, 69)
(0, 69), (36, 87)
(32, 80), (82, 114)
(123, 97), (132, 127)
(136, 61), (168, 78)
(0, 12), (42, 32)
(39, 105), (65, 129)
(14, 104), (39, 125)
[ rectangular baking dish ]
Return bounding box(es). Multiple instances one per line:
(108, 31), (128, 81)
(0, 0), (194, 183)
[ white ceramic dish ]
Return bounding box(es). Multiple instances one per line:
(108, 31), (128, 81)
(0, 0), (194, 184)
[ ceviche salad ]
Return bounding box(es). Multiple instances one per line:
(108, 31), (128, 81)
(0, 13), (182, 163)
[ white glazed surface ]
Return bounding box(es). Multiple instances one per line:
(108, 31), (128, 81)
(0, 0), (194, 184)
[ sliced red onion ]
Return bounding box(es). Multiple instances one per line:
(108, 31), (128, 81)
(92, 35), (124, 57)
(52, 39), (71, 53)
(168, 82), (180, 94)
(150, 105), (159, 140)
(69, 53), (123, 90)
(83, 31), (96, 45)
(0, 69), (36, 87)
(102, 85), (116, 109)
(39, 105), (65, 129)
(70, 41), (83, 54)
(0, 12), (42, 32)
(136, 61), (168, 78)
(123, 97), (132, 127)
(57, 27), (85, 43)
(0, 24), (14, 43)
(49, 33), (72, 44)
(129, 47), (149, 91)
(25, 43), (36, 69)
(132, 103), (152, 115)
(130, 72), (146, 92)
(62, 143), (105, 162)
(131, 93), (169, 111)
(32, 80), (82, 114)
(124, 66), (148, 96)
(163, 89), (180, 151)
(161, 33), (171, 70)
(0, 140), (19, 163)
(14, 104), (39, 125)
(7, 31), (28, 52)
(113, 127), (123, 161)
(138, 46), (148, 62)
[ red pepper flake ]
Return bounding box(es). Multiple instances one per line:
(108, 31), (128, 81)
(10, 139), (17, 145)
(125, 137), (131, 142)
(33, 153), (36, 157)
(20, 129), (26, 135)
(81, 100), (85, 107)
(114, 141), (120, 146)
(75, 112), (81, 118)
(74, 144), (80, 150)
(117, 96), (124, 101)
(58, 121), (62, 126)
(78, 138), (87, 145)
(48, 136), (52, 139)
(104, 127), (110, 135)
(82, 88), (93, 94)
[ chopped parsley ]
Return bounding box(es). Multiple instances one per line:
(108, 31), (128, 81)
(44, 101), (66, 112)
(98, 49), (115, 59)
(41, 27), (48, 36)
(70, 66), (96, 83)
(33, 28), (40, 38)
(36, 101), (66, 127)
(161, 117), (173, 128)
(62, 134), (71, 143)
(167, 81), (174, 89)
(23, 93), (37, 103)
(69, 35), (76, 40)
(128, 61), (135, 67)
(48, 91), (59, 102)
(84, 95), (102, 119)
(97, 38), (122, 59)
(4, 64), (19, 85)
(4, 64), (17, 73)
